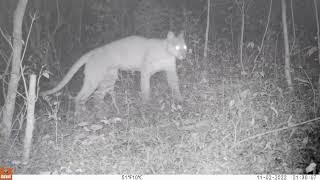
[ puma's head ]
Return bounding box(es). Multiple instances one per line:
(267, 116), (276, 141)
(166, 31), (187, 60)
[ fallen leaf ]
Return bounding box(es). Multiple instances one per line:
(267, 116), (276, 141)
(100, 119), (110, 125)
(74, 133), (87, 141)
(111, 117), (122, 123)
(302, 137), (308, 145)
(270, 106), (278, 117)
(306, 162), (317, 173)
(83, 126), (91, 132)
(229, 100), (235, 108)
(78, 122), (89, 127)
(240, 89), (250, 99)
(293, 168), (303, 174)
(90, 124), (103, 131)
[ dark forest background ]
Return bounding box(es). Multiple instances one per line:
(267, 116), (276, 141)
(0, 0), (318, 81)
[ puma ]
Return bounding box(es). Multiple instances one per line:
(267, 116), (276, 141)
(41, 31), (187, 113)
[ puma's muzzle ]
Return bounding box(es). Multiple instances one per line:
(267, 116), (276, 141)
(176, 44), (187, 60)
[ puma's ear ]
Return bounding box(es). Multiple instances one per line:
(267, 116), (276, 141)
(167, 31), (175, 39)
(178, 31), (185, 38)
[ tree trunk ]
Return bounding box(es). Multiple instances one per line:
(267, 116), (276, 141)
(314, 0), (320, 64)
(203, 0), (210, 59)
(313, 0), (320, 95)
(239, 0), (246, 74)
(281, 0), (293, 92)
(23, 74), (37, 163)
(1, 0), (28, 139)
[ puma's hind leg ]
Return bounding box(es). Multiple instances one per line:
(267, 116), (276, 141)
(74, 73), (102, 116)
(93, 69), (119, 113)
(74, 86), (97, 117)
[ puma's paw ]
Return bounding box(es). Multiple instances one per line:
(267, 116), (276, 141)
(141, 93), (151, 102)
(175, 93), (183, 102)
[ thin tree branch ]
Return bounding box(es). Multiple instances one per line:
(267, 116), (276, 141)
(314, 0), (320, 64)
(0, 26), (13, 50)
(290, 0), (296, 54)
(20, 12), (38, 99)
(203, 0), (210, 58)
(234, 117), (320, 147)
(251, 0), (272, 73)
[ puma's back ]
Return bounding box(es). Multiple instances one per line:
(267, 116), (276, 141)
(86, 36), (151, 70)
(86, 34), (186, 71)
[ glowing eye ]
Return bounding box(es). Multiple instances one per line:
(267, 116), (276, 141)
(183, 45), (187, 49)
(175, 45), (180, 50)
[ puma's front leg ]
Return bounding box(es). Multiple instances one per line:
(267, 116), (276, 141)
(166, 70), (182, 101)
(141, 72), (151, 101)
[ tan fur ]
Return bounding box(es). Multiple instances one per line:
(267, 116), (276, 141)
(41, 31), (187, 112)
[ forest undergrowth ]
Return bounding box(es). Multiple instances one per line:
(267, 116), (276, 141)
(1, 43), (319, 174)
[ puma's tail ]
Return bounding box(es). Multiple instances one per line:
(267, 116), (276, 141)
(40, 55), (89, 96)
